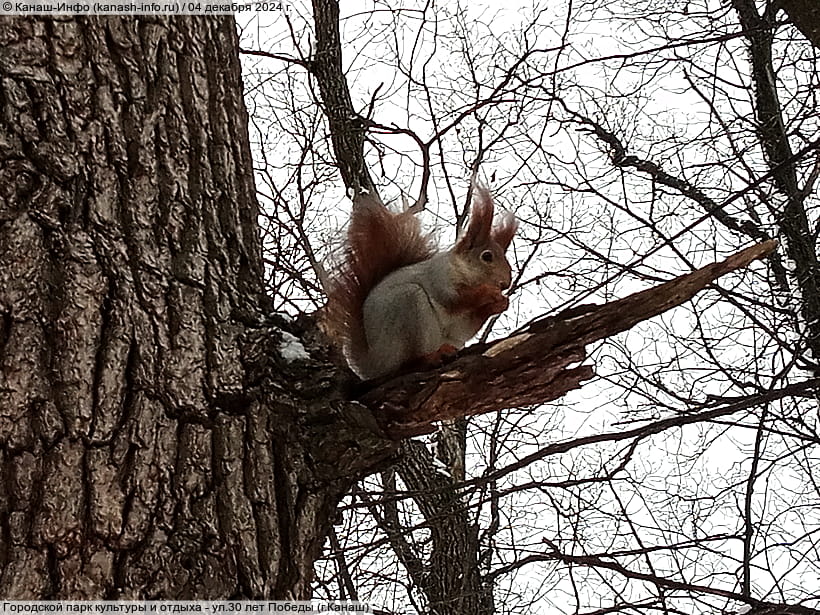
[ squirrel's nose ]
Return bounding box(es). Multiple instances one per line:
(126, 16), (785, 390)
(498, 279), (510, 291)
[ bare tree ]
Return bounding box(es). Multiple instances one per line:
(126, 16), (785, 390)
(0, 2), (813, 612)
(240, 1), (820, 613)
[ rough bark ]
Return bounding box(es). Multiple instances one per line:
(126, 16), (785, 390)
(0, 16), (395, 599)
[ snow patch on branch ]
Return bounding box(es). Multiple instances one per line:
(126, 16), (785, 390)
(432, 456), (452, 478)
(278, 331), (310, 362)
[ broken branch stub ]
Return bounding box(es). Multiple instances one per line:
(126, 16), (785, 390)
(359, 240), (778, 438)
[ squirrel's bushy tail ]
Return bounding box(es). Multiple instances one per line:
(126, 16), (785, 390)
(325, 193), (436, 367)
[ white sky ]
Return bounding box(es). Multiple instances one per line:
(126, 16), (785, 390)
(235, 2), (820, 612)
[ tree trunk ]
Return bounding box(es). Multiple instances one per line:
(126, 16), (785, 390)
(0, 16), (395, 599)
(779, 0), (820, 50)
(732, 0), (820, 360)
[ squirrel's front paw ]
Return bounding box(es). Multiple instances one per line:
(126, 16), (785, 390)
(489, 293), (509, 314)
(478, 286), (509, 314)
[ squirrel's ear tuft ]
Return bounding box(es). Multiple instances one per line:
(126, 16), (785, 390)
(492, 210), (518, 251)
(455, 185), (494, 252)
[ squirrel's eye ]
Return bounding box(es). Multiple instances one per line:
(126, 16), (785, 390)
(481, 250), (493, 263)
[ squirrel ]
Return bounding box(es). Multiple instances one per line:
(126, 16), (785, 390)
(325, 185), (518, 380)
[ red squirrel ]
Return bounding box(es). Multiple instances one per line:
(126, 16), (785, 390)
(325, 186), (517, 380)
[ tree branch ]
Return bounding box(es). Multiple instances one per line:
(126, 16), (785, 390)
(360, 240), (778, 438)
(541, 542), (820, 615)
(310, 0), (379, 198)
(779, 0), (820, 50)
(732, 0), (820, 360)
